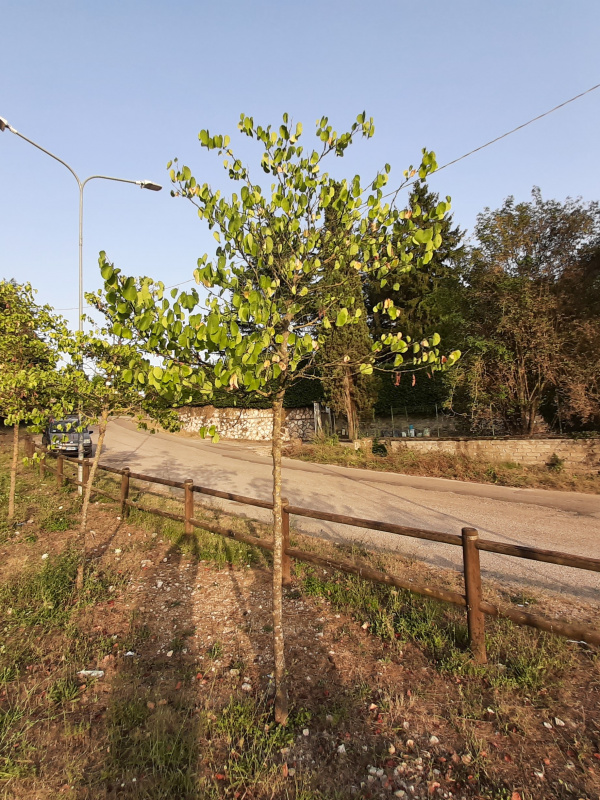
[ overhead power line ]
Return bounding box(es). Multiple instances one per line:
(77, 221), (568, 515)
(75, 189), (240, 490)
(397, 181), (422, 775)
(57, 81), (600, 300)
(433, 81), (600, 176)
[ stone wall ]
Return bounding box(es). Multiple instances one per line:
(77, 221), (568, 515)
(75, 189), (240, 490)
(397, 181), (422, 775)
(385, 437), (600, 473)
(178, 405), (314, 442)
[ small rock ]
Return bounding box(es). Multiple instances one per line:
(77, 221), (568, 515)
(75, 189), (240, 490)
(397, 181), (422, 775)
(229, 669), (240, 677)
(241, 683), (252, 692)
(337, 744), (346, 754)
(429, 735), (439, 745)
(78, 670), (104, 679)
(288, 768), (296, 777)
(124, 651), (136, 657)
(156, 580), (163, 589)
(388, 744), (396, 754)
(41, 553), (49, 560)
(394, 792), (406, 798)
(543, 722), (552, 729)
(406, 739), (414, 749)
(303, 728), (309, 737)
(166, 650), (174, 658)
(369, 703), (378, 711)
(114, 549), (122, 555)
(326, 714), (334, 723)
(361, 622), (370, 630)
(554, 717), (565, 727)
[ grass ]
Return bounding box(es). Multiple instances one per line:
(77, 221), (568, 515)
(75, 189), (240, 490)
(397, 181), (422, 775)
(298, 565), (574, 692)
(2, 434), (600, 798)
(289, 440), (600, 493)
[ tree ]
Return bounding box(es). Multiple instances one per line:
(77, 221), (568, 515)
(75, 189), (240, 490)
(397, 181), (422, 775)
(456, 188), (600, 434)
(0, 281), (68, 519)
(317, 185), (375, 439)
(365, 181), (465, 344)
(93, 112), (458, 722)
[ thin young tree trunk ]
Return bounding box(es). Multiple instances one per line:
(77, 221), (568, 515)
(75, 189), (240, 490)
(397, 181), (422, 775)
(343, 369), (357, 440)
(76, 409), (108, 591)
(271, 389), (288, 724)
(8, 423), (20, 521)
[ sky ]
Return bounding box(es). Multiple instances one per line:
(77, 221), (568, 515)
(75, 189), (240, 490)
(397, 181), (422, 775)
(1, 0), (599, 331)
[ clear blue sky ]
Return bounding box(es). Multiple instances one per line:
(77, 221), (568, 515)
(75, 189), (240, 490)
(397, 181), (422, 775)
(1, 0), (599, 331)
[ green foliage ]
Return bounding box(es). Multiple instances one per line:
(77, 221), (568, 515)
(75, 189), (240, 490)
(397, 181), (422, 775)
(451, 188), (600, 434)
(0, 547), (121, 630)
(364, 181), (465, 344)
(0, 280), (70, 430)
(92, 112), (457, 437)
(374, 366), (452, 414)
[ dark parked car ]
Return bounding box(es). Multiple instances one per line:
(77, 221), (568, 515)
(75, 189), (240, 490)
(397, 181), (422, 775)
(42, 416), (93, 457)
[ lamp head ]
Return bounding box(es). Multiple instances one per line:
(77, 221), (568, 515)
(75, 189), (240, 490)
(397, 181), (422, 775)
(139, 180), (162, 191)
(0, 117), (9, 132)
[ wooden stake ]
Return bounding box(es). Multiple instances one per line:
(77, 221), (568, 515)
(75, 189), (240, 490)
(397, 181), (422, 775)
(120, 468), (130, 518)
(184, 479), (194, 534)
(462, 527), (487, 664)
(56, 455), (64, 488)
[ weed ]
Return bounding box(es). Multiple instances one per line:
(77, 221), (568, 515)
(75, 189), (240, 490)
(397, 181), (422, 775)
(40, 509), (76, 531)
(207, 641), (223, 660)
(210, 697), (294, 793)
(547, 452), (565, 472)
(49, 673), (80, 704)
(0, 547), (122, 630)
(105, 680), (199, 797)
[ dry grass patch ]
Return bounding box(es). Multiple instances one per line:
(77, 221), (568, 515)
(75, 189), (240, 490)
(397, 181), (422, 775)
(287, 440), (600, 493)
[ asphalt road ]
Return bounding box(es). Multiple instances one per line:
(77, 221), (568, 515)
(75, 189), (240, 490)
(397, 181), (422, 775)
(100, 418), (600, 603)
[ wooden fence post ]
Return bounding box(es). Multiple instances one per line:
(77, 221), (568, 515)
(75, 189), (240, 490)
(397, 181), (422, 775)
(56, 455), (64, 488)
(82, 459), (90, 488)
(120, 468), (130, 518)
(184, 479), (194, 534)
(282, 497), (292, 587)
(462, 526), (487, 664)
(39, 451), (46, 479)
(24, 438), (34, 461)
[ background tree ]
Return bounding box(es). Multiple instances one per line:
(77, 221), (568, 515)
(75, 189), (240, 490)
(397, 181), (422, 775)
(0, 281), (68, 520)
(454, 188), (600, 434)
(317, 184), (375, 439)
(365, 181), (465, 344)
(93, 112), (458, 723)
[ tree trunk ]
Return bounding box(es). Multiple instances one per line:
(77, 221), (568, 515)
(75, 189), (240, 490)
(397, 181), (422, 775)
(343, 369), (357, 440)
(76, 409), (108, 592)
(8, 423), (20, 521)
(271, 389), (288, 724)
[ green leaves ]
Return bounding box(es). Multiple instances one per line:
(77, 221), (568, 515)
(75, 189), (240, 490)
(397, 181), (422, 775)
(91, 110), (458, 454)
(336, 308), (349, 327)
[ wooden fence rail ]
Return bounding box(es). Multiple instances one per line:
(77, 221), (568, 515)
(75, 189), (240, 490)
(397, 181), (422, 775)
(33, 445), (600, 660)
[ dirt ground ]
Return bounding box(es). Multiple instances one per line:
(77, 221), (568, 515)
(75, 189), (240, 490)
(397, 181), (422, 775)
(2, 453), (600, 799)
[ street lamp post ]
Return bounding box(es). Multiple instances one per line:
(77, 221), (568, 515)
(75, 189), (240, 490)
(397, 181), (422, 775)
(0, 116), (161, 332)
(0, 116), (162, 491)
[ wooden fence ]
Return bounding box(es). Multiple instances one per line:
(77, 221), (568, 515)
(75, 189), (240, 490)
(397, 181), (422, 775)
(27, 441), (600, 664)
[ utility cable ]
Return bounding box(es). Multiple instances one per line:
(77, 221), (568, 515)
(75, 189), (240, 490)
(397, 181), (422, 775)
(54, 81), (600, 299)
